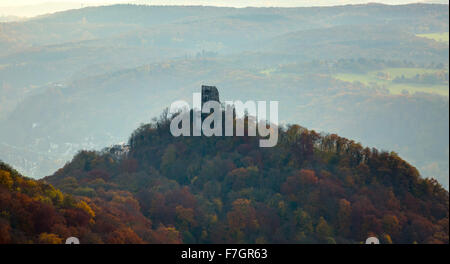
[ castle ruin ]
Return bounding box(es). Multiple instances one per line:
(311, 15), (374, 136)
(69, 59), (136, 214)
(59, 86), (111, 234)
(201, 85), (220, 107)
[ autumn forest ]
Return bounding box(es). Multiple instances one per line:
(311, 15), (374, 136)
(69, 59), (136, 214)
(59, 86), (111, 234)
(1, 112), (448, 244)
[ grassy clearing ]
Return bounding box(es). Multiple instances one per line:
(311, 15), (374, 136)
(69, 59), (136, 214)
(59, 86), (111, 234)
(259, 68), (277, 76)
(416, 32), (449, 43)
(388, 83), (448, 96)
(334, 68), (449, 97)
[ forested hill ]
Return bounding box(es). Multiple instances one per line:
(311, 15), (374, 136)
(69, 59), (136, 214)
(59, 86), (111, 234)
(0, 159), (188, 243)
(0, 112), (448, 244)
(39, 112), (448, 244)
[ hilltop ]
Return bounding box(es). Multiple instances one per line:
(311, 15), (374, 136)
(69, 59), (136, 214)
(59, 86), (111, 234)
(0, 4), (448, 188)
(36, 111), (449, 244)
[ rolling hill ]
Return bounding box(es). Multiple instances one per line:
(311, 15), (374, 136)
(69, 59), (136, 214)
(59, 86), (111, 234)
(1, 110), (448, 243)
(0, 4), (448, 190)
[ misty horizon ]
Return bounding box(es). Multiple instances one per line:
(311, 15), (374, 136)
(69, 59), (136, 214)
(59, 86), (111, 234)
(0, 0), (448, 18)
(0, 1), (448, 246)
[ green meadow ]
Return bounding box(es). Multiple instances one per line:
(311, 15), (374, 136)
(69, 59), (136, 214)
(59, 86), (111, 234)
(416, 32), (449, 43)
(334, 68), (449, 96)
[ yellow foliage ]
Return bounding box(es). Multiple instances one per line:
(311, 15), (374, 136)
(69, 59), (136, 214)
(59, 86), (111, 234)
(0, 170), (13, 189)
(164, 226), (181, 243)
(210, 214), (218, 224)
(76, 200), (95, 218)
(53, 189), (64, 205)
(38, 233), (62, 244)
(201, 230), (208, 240)
(44, 185), (64, 205)
(316, 217), (333, 238)
(24, 179), (38, 189)
(383, 234), (393, 244)
(34, 195), (52, 204)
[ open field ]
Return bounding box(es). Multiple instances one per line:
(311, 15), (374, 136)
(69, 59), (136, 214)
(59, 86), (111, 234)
(416, 32), (449, 43)
(334, 67), (449, 96)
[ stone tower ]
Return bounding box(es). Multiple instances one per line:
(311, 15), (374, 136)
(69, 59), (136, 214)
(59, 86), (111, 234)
(201, 85), (220, 107)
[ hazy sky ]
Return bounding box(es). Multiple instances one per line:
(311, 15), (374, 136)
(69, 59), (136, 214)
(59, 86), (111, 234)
(0, 0), (447, 17)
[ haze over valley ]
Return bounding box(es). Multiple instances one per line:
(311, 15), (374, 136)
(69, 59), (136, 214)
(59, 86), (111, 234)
(0, 3), (448, 189)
